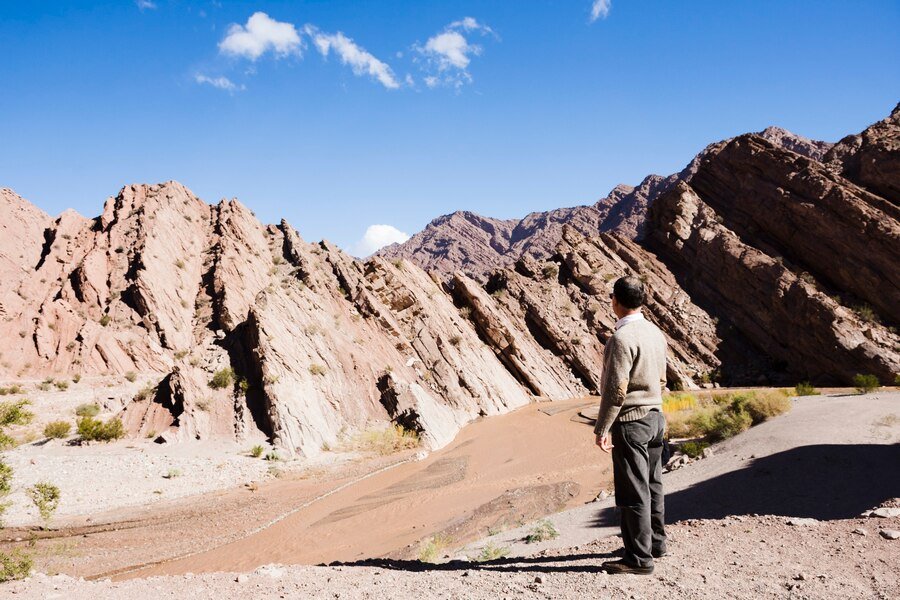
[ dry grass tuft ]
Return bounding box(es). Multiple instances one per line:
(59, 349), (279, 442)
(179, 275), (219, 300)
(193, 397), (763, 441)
(347, 425), (419, 456)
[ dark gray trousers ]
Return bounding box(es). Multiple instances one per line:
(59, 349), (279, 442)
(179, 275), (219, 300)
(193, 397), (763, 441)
(611, 410), (666, 567)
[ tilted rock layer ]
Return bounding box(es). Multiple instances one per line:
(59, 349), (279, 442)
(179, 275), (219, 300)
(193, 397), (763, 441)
(2, 104), (898, 454)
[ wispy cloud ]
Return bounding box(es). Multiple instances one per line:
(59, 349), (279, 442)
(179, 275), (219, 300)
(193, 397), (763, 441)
(590, 0), (612, 22)
(136, 0), (157, 11)
(415, 17), (496, 89)
(219, 12), (302, 60)
(351, 224), (410, 257)
(305, 26), (400, 89)
(195, 74), (244, 92)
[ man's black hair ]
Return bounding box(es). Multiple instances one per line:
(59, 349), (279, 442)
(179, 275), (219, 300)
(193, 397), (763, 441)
(613, 276), (646, 309)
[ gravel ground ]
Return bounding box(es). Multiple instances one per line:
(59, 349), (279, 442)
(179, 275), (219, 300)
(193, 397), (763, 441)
(7, 511), (899, 599)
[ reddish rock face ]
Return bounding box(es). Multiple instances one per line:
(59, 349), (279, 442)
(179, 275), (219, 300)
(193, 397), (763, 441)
(379, 126), (834, 281)
(2, 105), (896, 455)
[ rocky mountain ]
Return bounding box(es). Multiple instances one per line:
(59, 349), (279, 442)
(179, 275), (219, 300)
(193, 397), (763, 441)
(1, 105), (896, 458)
(378, 126), (836, 280)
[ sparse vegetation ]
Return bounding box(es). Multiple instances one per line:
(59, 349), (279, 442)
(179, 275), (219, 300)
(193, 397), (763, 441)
(392, 259), (404, 269)
(0, 548), (32, 582)
(53, 380), (69, 391)
(43, 421), (72, 439)
(250, 444), (265, 458)
(71, 374), (81, 383)
(195, 397), (210, 411)
(99, 314), (111, 327)
(74, 403), (101, 417)
(26, 481), (61, 522)
(0, 386), (23, 396)
(308, 364), (327, 376)
(76, 416), (125, 442)
(795, 381), (818, 396)
(350, 425), (419, 456)
(853, 304), (878, 323)
(238, 378), (250, 393)
(174, 259), (185, 269)
(164, 468), (182, 479)
(0, 399), (34, 449)
(264, 451), (280, 462)
(541, 264), (559, 280)
(448, 335), (461, 346)
(209, 367), (235, 389)
(664, 389), (791, 444)
(679, 440), (709, 458)
(475, 542), (510, 562)
(135, 383), (157, 401)
(525, 519), (559, 544)
(124, 371), (137, 383)
(418, 534), (452, 563)
(853, 373), (880, 394)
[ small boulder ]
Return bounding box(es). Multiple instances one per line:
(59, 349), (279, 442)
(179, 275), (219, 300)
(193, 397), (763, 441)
(786, 518), (819, 527)
(871, 507), (900, 518)
(879, 529), (900, 540)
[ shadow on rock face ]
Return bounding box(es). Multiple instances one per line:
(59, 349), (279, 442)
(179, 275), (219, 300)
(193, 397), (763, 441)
(593, 443), (900, 526)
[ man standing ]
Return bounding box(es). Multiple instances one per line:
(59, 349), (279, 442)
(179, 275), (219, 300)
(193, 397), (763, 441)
(595, 276), (668, 575)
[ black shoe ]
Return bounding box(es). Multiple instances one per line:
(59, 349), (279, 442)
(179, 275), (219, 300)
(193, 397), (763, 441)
(601, 559), (654, 575)
(652, 549), (666, 559)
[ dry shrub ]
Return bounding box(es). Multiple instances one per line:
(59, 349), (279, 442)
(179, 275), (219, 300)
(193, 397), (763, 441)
(43, 421), (71, 439)
(351, 425), (419, 455)
(419, 534), (452, 563)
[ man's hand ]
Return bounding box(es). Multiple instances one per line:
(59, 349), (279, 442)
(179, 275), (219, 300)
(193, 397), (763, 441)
(595, 433), (614, 453)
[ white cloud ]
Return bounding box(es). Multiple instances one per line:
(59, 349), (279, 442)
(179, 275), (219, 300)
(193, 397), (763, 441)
(306, 27), (400, 89)
(136, 0), (157, 10)
(219, 12), (302, 60)
(195, 74), (244, 92)
(425, 31), (477, 70)
(352, 225), (410, 257)
(415, 17), (495, 89)
(590, 0), (612, 22)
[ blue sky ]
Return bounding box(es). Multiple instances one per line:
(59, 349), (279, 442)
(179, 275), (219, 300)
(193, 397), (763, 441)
(1, 1), (898, 255)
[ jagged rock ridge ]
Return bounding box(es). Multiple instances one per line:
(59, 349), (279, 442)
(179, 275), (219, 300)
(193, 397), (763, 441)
(2, 104), (897, 457)
(379, 126), (835, 281)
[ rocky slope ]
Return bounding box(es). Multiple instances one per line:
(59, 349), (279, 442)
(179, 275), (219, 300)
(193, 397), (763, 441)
(379, 126), (835, 280)
(0, 183), (607, 458)
(2, 105), (897, 456)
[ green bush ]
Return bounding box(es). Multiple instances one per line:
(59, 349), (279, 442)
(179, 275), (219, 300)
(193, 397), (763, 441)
(736, 391), (792, 425)
(54, 380), (69, 391)
(525, 519), (559, 544)
(43, 421), (72, 439)
(708, 402), (753, 441)
(476, 542), (510, 562)
(99, 314), (111, 327)
(679, 440), (709, 458)
(209, 368), (235, 389)
(250, 444), (264, 458)
(77, 416), (125, 442)
(308, 364), (327, 376)
(795, 381), (817, 396)
(26, 481), (61, 522)
(74, 403), (100, 417)
(0, 385), (23, 396)
(853, 373), (880, 394)
(0, 400), (34, 449)
(418, 534), (451, 563)
(0, 549), (32, 582)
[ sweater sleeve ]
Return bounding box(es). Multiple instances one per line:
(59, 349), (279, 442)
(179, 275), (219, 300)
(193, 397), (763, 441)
(594, 336), (633, 436)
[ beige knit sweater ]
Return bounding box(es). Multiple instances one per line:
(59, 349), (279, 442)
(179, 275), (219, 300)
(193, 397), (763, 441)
(594, 316), (668, 436)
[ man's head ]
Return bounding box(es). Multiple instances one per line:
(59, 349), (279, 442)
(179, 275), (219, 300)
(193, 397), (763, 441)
(611, 276), (645, 318)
